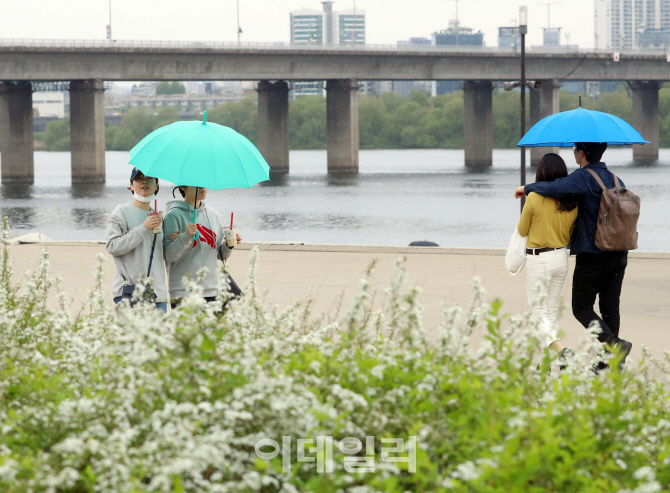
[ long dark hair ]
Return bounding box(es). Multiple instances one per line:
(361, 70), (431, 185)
(536, 153), (577, 212)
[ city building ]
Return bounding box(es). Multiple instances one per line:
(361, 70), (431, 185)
(32, 91), (65, 118)
(498, 27), (518, 48)
(542, 27), (562, 46)
(290, 8), (325, 44)
(398, 37), (432, 46)
(289, 2), (365, 45)
(393, 38), (432, 96)
(289, 2), (366, 98)
(431, 20), (484, 96)
(432, 20), (484, 47)
(594, 0), (670, 51)
(337, 7), (365, 44)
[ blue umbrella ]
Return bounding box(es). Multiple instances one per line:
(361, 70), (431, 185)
(517, 107), (650, 147)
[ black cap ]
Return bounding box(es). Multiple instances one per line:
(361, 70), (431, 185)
(130, 167), (144, 181)
(130, 168), (151, 181)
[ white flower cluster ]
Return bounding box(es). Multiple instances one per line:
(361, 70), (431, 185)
(2, 217), (670, 492)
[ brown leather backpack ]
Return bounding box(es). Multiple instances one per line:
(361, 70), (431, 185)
(586, 169), (640, 251)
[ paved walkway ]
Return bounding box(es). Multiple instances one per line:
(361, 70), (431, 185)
(7, 242), (670, 363)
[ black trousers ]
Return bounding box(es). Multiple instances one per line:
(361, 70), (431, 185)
(571, 251), (628, 344)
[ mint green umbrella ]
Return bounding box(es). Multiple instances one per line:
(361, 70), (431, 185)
(129, 112), (270, 189)
(129, 112), (270, 240)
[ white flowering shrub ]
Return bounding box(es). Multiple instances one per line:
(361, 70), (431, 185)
(1, 216), (670, 493)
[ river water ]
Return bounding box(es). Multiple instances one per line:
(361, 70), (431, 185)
(1, 149), (669, 251)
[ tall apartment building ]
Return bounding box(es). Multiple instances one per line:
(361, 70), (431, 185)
(290, 2), (366, 98)
(595, 0), (670, 50)
(290, 2), (365, 45)
(290, 7), (326, 44)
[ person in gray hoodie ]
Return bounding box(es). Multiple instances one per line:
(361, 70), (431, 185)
(163, 186), (242, 308)
(106, 167), (168, 312)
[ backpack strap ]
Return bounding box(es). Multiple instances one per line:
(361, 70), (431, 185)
(612, 173), (621, 188)
(586, 168), (608, 191)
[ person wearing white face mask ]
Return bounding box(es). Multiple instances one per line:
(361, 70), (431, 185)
(106, 167), (168, 311)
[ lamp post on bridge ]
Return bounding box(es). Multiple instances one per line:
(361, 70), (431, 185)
(107, 0), (112, 45)
(236, 0), (242, 45)
(519, 6), (528, 213)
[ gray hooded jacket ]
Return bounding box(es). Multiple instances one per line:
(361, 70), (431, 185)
(106, 203), (168, 303)
(163, 200), (233, 300)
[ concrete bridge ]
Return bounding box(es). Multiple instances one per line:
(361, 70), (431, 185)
(1, 40), (668, 184)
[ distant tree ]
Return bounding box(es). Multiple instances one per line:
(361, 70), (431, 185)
(155, 81), (186, 96)
(46, 85), (670, 152)
(659, 86), (670, 147)
(110, 127), (137, 151)
(289, 96), (326, 149)
(44, 119), (71, 151)
(208, 96), (259, 145)
(152, 107), (180, 130)
(103, 107), (180, 151)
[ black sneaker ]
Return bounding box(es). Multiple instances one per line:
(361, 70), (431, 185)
(613, 339), (633, 371)
(558, 348), (574, 371)
(592, 360), (609, 375)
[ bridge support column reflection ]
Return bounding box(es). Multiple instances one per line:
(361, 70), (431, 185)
(0, 81), (34, 184)
(257, 80), (290, 174)
(326, 79), (359, 173)
(70, 79), (106, 183)
(463, 80), (493, 167)
(630, 81), (660, 163)
(530, 79), (560, 166)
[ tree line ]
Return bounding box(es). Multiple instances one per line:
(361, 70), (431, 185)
(37, 85), (670, 152)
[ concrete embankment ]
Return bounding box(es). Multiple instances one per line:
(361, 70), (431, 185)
(7, 241), (670, 364)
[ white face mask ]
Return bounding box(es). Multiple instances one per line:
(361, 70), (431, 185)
(134, 192), (156, 203)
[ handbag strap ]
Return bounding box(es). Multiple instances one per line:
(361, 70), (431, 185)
(146, 232), (158, 278)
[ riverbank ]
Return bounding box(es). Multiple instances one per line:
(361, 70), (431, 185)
(8, 241), (670, 364)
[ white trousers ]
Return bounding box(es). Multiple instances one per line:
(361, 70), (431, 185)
(525, 247), (569, 348)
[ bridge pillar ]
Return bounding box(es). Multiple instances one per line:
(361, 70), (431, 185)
(630, 81), (660, 162)
(530, 79), (560, 166)
(69, 79), (106, 183)
(0, 82), (34, 184)
(257, 80), (290, 173)
(326, 79), (358, 173)
(463, 81), (493, 167)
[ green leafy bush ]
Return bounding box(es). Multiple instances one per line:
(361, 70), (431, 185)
(0, 217), (669, 492)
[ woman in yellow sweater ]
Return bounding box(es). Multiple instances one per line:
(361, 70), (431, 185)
(518, 153), (578, 358)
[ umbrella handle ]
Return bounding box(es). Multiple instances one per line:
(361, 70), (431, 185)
(192, 208), (200, 241)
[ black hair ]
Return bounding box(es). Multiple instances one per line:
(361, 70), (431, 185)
(574, 142), (607, 163)
(130, 173), (159, 195)
(174, 186), (186, 198)
(536, 153), (578, 212)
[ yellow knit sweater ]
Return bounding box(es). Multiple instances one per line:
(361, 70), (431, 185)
(517, 192), (578, 249)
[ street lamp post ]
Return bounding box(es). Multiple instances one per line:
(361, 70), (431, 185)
(519, 6), (528, 213)
(236, 0), (241, 45)
(107, 0), (112, 45)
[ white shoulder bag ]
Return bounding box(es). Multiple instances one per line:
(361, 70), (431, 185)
(505, 227), (527, 275)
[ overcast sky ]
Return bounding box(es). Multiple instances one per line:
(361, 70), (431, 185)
(1, 0), (595, 49)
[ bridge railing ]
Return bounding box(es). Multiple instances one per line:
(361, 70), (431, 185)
(0, 38), (668, 57)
